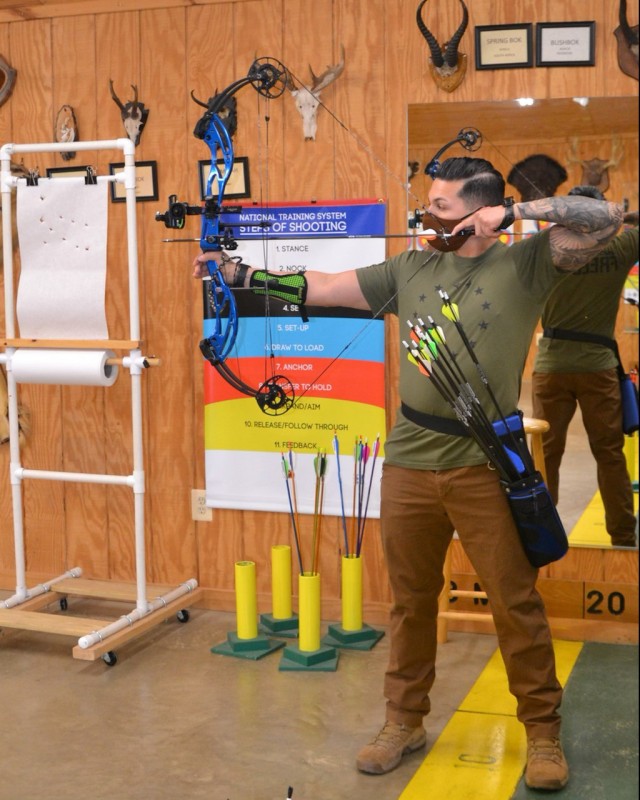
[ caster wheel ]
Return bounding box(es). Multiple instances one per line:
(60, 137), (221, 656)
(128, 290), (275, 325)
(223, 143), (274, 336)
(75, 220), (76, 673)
(59, 597), (68, 611)
(102, 651), (117, 667)
(176, 609), (190, 623)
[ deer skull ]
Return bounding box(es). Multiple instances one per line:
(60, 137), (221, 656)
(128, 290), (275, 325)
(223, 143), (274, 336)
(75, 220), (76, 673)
(109, 81), (149, 146)
(566, 137), (623, 195)
(416, 0), (469, 93)
(287, 46), (345, 141)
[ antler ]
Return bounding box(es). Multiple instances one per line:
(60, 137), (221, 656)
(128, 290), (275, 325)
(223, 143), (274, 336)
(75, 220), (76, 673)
(309, 44), (345, 93)
(108, 79), (124, 110)
(443, 0), (469, 68)
(416, 0), (468, 69)
(566, 137), (581, 166)
(620, 0), (640, 47)
(416, 0), (444, 68)
(603, 136), (624, 169)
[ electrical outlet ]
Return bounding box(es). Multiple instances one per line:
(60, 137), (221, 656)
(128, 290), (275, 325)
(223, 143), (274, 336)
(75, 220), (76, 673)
(191, 489), (212, 522)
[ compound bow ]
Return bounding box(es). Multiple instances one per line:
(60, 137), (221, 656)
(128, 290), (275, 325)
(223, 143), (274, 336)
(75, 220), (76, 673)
(156, 57), (295, 415)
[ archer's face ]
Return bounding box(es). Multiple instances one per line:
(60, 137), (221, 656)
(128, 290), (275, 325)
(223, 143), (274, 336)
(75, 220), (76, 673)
(427, 179), (471, 221)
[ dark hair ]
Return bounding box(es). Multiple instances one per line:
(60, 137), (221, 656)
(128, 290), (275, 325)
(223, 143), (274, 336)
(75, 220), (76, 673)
(568, 184), (605, 202)
(437, 156), (505, 207)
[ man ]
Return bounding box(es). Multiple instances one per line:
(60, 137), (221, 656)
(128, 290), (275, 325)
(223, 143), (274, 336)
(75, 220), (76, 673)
(193, 157), (623, 791)
(532, 185), (638, 548)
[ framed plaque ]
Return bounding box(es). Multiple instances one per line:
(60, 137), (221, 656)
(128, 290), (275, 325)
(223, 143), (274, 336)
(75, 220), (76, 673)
(198, 156), (251, 200)
(475, 24), (533, 70)
(536, 21), (596, 67)
(109, 160), (158, 203)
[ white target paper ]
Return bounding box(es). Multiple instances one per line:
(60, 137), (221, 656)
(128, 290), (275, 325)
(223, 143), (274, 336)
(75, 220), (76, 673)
(16, 178), (109, 339)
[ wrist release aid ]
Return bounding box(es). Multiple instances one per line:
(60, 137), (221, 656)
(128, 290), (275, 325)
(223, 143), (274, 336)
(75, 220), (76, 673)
(249, 270), (308, 306)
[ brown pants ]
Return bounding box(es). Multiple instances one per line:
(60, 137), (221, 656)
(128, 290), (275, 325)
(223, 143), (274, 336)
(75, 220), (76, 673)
(380, 462), (562, 738)
(532, 369), (636, 545)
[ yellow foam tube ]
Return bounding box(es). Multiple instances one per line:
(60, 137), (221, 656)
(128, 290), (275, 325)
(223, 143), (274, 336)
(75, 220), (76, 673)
(341, 554), (363, 631)
(271, 544), (293, 619)
(298, 572), (321, 652)
(235, 560), (258, 639)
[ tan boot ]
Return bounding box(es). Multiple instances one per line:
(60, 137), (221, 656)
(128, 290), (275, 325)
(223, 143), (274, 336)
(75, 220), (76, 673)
(525, 737), (569, 790)
(356, 721), (426, 774)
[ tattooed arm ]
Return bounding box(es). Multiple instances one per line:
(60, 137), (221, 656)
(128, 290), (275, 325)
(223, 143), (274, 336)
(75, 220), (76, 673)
(515, 196), (624, 271)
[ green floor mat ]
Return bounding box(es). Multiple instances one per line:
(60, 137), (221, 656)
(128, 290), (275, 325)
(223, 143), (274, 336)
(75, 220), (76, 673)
(512, 642), (639, 799)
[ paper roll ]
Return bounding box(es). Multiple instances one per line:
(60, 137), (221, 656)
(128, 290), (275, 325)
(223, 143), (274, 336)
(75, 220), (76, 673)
(11, 349), (118, 387)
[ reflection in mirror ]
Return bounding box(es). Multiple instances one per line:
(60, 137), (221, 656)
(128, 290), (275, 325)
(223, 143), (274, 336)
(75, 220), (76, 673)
(407, 97), (639, 550)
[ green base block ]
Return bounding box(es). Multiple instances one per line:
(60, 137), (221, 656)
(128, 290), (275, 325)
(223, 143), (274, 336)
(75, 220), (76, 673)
(211, 631), (285, 660)
(259, 612), (299, 638)
(279, 643), (339, 671)
(632, 480), (638, 492)
(322, 622), (385, 651)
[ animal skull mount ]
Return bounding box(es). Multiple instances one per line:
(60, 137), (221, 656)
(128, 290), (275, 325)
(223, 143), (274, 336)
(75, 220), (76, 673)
(286, 45), (345, 141)
(416, 0), (469, 93)
(566, 137), (623, 195)
(109, 81), (149, 146)
(0, 54), (16, 107)
(614, 0), (639, 81)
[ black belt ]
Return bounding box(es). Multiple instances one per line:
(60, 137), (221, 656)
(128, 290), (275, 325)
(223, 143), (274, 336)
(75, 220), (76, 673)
(543, 327), (624, 379)
(543, 327), (616, 349)
(401, 402), (471, 437)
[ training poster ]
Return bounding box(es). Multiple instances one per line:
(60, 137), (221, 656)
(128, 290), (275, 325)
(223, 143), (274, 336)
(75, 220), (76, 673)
(203, 200), (387, 514)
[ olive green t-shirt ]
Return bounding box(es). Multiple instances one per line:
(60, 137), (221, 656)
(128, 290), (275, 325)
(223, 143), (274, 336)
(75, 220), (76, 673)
(534, 227), (639, 373)
(356, 230), (562, 470)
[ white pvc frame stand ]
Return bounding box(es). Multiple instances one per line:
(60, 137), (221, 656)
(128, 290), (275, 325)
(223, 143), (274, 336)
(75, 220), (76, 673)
(0, 138), (200, 663)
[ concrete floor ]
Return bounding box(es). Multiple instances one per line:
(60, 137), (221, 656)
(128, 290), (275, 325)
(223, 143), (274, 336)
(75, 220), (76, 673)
(0, 381), (631, 800)
(0, 604), (498, 800)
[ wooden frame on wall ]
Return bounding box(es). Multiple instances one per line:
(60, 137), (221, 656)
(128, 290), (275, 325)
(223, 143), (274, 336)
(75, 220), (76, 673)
(474, 23), (533, 70)
(536, 21), (596, 67)
(198, 156), (251, 200)
(109, 160), (159, 202)
(46, 165), (91, 178)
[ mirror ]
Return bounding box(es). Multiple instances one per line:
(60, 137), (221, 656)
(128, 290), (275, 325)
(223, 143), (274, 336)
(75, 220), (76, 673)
(407, 96), (639, 549)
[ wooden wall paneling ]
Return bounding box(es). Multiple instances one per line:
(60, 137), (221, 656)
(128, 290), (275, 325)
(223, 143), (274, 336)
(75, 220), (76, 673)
(185, 5), (245, 595)
(8, 20), (67, 578)
(282, 0), (337, 203)
(0, 24), (14, 579)
(236, 0), (285, 202)
(50, 16), (110, 579)
(185, 1), (236, 532)
(51, 15), (99, 169)
(139, 7), (198, 584)
(0, 0), (217, 24)
(0, 23), (12, 145)
(94, 12), (141, 581)
(334, 0), (386, 200)
(541, 0), (609, 100)
(184, 5), (232, 596)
